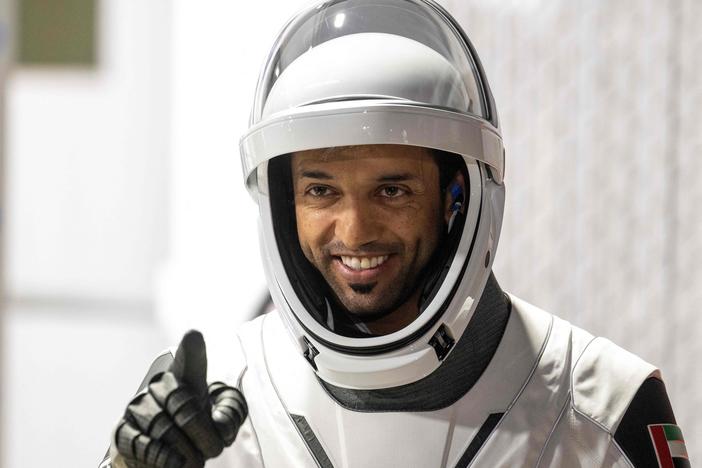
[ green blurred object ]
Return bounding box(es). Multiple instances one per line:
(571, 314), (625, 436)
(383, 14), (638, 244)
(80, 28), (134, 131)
(18, 0), (97, 66)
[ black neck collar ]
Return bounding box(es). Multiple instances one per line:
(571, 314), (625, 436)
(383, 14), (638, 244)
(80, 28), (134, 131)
(318, 273), (511, 412)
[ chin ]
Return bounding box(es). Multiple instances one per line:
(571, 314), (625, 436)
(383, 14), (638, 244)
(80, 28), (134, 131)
(340, 296), (392, 316)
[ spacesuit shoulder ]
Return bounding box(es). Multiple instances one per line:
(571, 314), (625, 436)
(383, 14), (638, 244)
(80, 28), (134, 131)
(570, 329), (658, 433)
(507, 294), (658, 434)
(204, 324), (252, 386)
(493, 295), (662, 466)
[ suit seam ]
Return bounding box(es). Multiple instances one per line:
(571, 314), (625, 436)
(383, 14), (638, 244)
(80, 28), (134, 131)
(567, 410), (624, 467)
(468, 313), (554, 466)
(569, 335), (597, 400)
(570, 337), (656, 435)
(534, 392), (571, 467)
(234, 333), (250, 390)
(260, 313), (325, 468)
(569, 335), (598, 418)
(233, 333), (265, 468)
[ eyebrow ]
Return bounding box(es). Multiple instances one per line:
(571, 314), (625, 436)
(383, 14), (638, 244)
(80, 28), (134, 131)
(377, 173), (416, 182)
(299, 170), (333, 180)
(297, 170), (419, 182)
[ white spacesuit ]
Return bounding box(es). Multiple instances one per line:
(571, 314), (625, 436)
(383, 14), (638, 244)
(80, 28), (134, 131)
(103, 1), (688, 467)
(204, 289), (659, 467)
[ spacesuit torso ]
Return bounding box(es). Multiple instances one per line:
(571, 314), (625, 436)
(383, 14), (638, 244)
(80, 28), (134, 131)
(206, 292), (656, 468)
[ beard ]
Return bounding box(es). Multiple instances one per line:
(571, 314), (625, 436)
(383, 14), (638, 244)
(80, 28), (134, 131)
(313, 239), (432, 320)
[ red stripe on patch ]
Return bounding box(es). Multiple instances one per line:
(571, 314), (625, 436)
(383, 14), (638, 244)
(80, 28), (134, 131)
(649, 425), (674, 468)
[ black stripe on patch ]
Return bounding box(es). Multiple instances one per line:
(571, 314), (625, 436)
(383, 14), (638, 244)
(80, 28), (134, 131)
(454, 413), (503, 467)
(291, 414), (334, 468)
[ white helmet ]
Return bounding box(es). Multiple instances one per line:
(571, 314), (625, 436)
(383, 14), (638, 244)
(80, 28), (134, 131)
(240, 0), (505, 389)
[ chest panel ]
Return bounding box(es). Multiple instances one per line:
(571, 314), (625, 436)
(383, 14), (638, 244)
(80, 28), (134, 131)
(252, 302), (555, 468)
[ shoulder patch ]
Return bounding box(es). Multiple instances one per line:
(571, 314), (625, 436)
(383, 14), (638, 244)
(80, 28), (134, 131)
(615, 377), (683, 467)
(648, 424), (690, 468)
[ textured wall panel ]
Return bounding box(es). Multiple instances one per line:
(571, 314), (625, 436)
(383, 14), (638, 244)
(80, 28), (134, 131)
(443, 0), (700, 461)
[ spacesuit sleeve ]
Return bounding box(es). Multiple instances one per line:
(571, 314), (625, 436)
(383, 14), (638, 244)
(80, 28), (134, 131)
(97, 349), (175, 468)
(614, 377), (690, 468)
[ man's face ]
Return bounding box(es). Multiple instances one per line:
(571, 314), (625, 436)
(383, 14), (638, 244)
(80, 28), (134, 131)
(292, 144), (443, 320)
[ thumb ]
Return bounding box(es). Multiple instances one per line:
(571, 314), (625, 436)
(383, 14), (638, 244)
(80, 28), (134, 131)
(169, 329), (209, 398)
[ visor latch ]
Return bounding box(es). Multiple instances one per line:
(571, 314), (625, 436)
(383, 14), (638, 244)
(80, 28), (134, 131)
(429, 324), (455, 361)
(303, 337), (320, 371)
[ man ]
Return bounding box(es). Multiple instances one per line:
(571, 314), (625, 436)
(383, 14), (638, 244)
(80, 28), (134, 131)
(103, 0), (689, 467)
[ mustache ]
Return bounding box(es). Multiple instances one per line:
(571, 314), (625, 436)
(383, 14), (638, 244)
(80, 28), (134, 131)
(323, 240), (403, 256)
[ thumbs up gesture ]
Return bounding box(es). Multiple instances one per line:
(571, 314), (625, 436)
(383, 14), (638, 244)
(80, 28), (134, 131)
(113, 331), (248, 468)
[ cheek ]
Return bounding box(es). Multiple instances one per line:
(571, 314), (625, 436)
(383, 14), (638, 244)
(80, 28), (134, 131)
(295, 208), (312, 251)
(295, 206), (330, 259)
(393, 202), (441, 256)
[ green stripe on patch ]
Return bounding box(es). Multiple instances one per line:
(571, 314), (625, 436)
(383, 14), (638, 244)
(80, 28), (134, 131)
(663, 424), (684, 442)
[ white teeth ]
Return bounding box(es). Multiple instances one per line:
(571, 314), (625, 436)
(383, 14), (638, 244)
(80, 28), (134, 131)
(340, 255), (389, 271)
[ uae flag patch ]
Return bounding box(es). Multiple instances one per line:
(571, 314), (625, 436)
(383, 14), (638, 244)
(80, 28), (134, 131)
(648, 424), (690, 468)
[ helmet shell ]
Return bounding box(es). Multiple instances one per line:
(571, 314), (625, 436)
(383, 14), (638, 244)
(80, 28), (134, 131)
(240, 0), (505, 389)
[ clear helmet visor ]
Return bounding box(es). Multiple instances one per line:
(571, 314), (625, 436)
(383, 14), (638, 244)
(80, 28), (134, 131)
(252, 0), (488, 123)
(264, 144), (480, 339)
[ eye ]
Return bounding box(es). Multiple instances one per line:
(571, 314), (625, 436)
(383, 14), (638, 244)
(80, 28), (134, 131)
(379, 185), (407, 198)
(305, 185), (335, 197)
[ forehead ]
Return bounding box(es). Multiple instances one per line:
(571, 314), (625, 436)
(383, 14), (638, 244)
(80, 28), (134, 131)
(291, 144), (438, 174)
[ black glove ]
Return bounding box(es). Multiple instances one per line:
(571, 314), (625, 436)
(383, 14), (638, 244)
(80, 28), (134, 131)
(113, 330), (248, 468)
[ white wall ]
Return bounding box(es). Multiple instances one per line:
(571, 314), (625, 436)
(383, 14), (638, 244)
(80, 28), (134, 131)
(3, 1), (173, 467)
(155, 0), (311, 342)
(444, 0), (702, 458)
(0, 0), (14, 464)
(6, 0), (171, 304)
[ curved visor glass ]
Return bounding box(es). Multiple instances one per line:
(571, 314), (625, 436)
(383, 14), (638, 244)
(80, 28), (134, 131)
(267, 144), (470, 338)
(255, 0), (486, 121)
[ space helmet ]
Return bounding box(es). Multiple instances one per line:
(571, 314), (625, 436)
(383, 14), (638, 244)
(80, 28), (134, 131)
(240, 0), (505, 389)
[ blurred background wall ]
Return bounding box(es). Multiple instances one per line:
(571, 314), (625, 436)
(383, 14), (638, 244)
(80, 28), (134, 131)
(3, 1), (173, 467)
(449, 0), (702, 457)
(1, 0), (699, 467)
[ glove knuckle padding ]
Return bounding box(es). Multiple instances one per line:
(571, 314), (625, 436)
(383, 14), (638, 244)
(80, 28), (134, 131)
(174, 398), (224, 459)
(209, 382), (249, 446)
(115, 419), (142, 457)
(112, 331), (247, 468)
(127, 392), (170, 436)
(149, 371), (224, 460)
(115, 419), (184, 468)
(120, 375), (203, 468)
(142, 372), (205, 467)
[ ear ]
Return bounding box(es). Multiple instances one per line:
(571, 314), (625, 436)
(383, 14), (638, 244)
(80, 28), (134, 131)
(444, 171), (466, 225)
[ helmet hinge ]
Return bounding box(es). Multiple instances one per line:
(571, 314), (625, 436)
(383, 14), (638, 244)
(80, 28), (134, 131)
(429, 324), (455, 361)
(303, 337), (320, 371)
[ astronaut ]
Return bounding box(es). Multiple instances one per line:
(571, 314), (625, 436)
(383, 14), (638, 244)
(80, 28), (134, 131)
(102, 1), (689, 467)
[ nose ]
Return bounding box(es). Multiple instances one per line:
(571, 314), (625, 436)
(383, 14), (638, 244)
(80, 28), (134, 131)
(334, 197), (381, 250)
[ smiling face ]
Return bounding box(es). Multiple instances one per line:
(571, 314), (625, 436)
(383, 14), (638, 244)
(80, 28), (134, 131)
(292, 144), (445, 333)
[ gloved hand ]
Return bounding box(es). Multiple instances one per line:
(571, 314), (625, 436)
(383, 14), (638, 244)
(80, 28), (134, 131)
(113, 330), (248, 468)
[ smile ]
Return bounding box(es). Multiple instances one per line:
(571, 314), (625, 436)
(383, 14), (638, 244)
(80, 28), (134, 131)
(339, 255), (389, 271)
